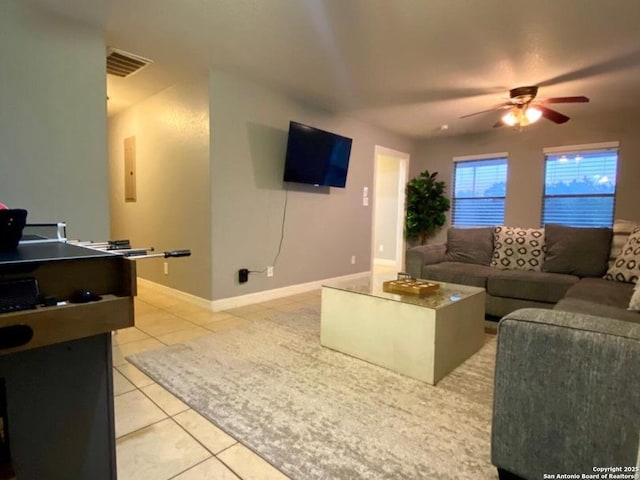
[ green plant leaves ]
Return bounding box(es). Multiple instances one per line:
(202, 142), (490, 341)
(405, 170), (451, 244)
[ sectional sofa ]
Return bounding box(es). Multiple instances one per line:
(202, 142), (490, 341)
(406, 223), (640, 323)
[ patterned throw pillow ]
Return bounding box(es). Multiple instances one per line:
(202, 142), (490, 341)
(491, 227), (546, 271)
(608, 219), (638, 268)
(605, 226), (640, 284)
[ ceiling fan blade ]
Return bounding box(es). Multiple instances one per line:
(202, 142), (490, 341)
(540, 96), (589, 104)
(537, 105), (570, 124)
(538, 50), (640, 87)
(493, 119), (505, 128)
(460, 103), (510, 119)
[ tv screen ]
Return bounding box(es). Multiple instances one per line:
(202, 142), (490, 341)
(283, 121), (352, 188)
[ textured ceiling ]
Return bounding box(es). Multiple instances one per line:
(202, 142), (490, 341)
(34, 0), (640, 138)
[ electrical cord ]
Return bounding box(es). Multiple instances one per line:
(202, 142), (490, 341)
(249, 187), (288, 275)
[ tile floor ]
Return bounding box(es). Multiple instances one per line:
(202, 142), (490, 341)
(113, 282), (322, 480)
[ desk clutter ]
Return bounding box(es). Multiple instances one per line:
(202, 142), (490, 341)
(383, 273), (440, 297)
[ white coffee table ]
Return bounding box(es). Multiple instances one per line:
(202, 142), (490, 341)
(321, 274), (485, 385)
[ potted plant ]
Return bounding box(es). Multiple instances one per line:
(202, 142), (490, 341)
(405, 170), (451, 245)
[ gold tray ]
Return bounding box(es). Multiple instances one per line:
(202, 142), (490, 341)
(382, 279), (440, 297)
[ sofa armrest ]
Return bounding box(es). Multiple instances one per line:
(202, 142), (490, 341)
(492, 308), (640, 479)
(405, 244), (446, 278)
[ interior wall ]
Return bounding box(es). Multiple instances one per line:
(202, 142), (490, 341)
(374, 155), (400, 262)
(108, 79), (211, 299)
(210, 70), (414, 301)
(412, 110), (640, 244)
(0, 1), (109, 240)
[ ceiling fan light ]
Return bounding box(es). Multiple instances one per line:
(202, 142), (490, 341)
(502, 110), (519, 126)
(525, 106), (542, 124)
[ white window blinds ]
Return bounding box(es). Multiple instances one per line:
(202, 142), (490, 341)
(452, 157), (508, 227)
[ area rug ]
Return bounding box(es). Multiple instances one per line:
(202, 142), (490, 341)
(129, 305), (498, 480)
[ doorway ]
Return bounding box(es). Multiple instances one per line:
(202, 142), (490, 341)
(372, 146), (410, 273)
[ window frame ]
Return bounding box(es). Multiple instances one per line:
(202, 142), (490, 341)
(451, 153), (509, 228)
(541, 142), (619, 228)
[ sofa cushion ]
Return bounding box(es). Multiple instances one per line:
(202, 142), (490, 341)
(444, 227), (494, 265)
(629, 284), (640, 312)
(542, 224), (612, 277)
(491, 226), (545, 271)
(554, 298), (640, 325)
(421, 261), (493, 288)
(487, 269), (578, 303)
(609, 219), (638, 268)
(604, 226), (640, 284)
(562, 277), (634, 309)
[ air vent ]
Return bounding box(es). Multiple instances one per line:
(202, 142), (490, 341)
(106, 48), (153, 78)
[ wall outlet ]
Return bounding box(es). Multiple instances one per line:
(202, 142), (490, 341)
(351, 255), (356, 265)
(163, 262), (169, 275)
(238, 268), (249, 283)
(267, 266), (274, 277)
(378, 244), (384, 252)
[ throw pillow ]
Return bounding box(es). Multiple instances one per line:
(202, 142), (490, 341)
(608, 219), (638, 268)
(605, 226), (640, 284)
(445, 227), (494, 266)
(629, 283), (640, 311)
(491, 226), (545, 271)
(542, 224), (612, 277)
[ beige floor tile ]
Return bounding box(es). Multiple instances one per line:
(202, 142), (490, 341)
(202, 316), (250, 333)
(112, 326), (150, 346)
(116, 418), (210, 480)
(116, 363), (155, 388)
(113, 368), (136, 396)
(112, 338), (165, 367)
(136, 312), (195, 337)
(173, 409), (236, 454)
(217, 443), (290, 480)
(156, 326), (211, 346)
(163, 301), (209, 317)
(224, 304), (264, 316)
(134, 299), (161, 315)
(141, 383), (189, 416)
(114, 390), (167, 438)
(173, 457), (240, 480)
(184, 310), (237, 326)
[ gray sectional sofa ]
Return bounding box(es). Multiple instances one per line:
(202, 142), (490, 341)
(406, 224), (639, 323)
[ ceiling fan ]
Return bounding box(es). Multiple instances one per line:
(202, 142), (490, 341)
(461, 86), (589, 128)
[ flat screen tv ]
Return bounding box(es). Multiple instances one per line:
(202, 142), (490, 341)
(283, 121), (352, 188)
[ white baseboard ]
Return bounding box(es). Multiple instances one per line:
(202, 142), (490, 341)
(136, 278), (211, 310)
(210, 271), (371, 312)
(137, 271), (372, 312)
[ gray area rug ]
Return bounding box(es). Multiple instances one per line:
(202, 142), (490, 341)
(129, 305), (498, 480)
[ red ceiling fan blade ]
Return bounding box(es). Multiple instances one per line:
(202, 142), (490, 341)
(537, 105), (570, 124)
(460, 104), (510, 119)
(540, 96), (589, 104)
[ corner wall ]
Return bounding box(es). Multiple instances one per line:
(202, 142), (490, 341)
(0, 1), (109, 239)
(210, 70), (414, 301)
(412, 111), (640, 244)
(108, 79), (211, 299)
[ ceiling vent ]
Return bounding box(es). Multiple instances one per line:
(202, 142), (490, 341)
(106, 48), (153, 78)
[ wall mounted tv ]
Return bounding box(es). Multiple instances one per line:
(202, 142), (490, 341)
(283, 121), (353, 188)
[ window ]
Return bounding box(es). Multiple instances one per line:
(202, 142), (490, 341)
(542, 146), (618, 227)
(452, 156), (508, 227)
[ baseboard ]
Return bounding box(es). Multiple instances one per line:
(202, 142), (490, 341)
(136, 277), (211, 310)
(210, 271), (371, 312)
